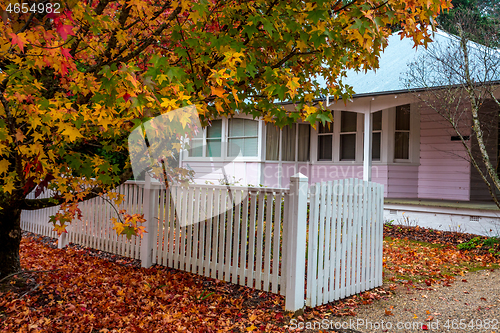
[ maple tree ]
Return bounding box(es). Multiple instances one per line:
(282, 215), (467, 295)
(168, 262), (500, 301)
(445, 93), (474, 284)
(0, 0), (451, 279)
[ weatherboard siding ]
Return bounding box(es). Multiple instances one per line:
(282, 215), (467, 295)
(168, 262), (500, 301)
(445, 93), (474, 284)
(417, 104), (471, 201)
(386, 165), (418, 198)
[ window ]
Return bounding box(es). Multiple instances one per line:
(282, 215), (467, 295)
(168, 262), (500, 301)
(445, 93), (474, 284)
(266, 123), (310, 162)
(372, 111), (382, 160)
(189, 126), (204, 157)
(340, 111), (356, 160)
(317, 121), (333, 161)
(297, 124), (310, 162)
(395, 105), (410, 160)
(187, 120), (222, 158)
(206, 119), (222, 157)
(265, 123), (279, 160)
(228, 119), (258, 157)
(282, 125), (296, 161)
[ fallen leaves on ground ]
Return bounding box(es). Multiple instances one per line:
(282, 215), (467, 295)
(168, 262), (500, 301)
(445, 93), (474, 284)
(2, 226), (499, 332)
(0, 234), (382, 332)
(383, 225), (500, 285)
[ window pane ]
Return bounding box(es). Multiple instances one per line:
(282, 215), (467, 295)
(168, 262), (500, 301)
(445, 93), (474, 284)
(228, 138), (242, 156)
(244, 120), (258, 136)
(396, 105), (410, 130)
(373, 111), (382, 131)
(394, 132), (409, 159)
(189, 139), (203, 157)
(341, 111), (357, 132)
(243, 137), (258, 156)
(318, 135), (332, 160)
(228, 138), (257, 156)
(282, 125), (296, 161)
(206, 139), (221, 157)
(266, 123), (279, 160)
(319, 122), (333, 133)
(228, 118), (243, 137)
(372, 132), (381, 160)
(298, 124), (310, 161)
(207, 120), (222, 138)
(340, 134), (356, 160)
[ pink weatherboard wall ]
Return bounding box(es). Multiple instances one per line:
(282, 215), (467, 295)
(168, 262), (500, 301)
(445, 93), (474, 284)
(417, 104), (471, 201)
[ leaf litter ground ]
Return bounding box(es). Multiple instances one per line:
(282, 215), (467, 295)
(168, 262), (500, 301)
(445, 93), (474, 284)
(1, 226), (500, 332)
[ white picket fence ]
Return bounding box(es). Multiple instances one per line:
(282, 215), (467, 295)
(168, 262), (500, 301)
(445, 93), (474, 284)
(21, 183), (144, 259)
(20, 174), (384, 312)
(306, 178), (384, 307)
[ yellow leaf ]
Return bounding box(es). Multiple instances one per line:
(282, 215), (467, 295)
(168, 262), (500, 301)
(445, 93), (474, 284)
(246, 325), (256, 331)
(113, 222), (125, 235)
(2, 181), (15, 194)
(160, 98), (178, 110)
(0, 160), (9, 174)
(61, 127), (83, 142)
(157, 74), (168, 84)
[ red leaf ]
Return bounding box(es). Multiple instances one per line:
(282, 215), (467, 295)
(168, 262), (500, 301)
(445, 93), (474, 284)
(422, 324), (428, 330)
(9, 32), (26, 52)
(56, 24), (75, 41)
(60, 47), (73, 59)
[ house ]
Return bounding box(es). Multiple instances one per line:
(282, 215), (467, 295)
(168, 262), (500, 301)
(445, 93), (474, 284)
(180, 29), (500, 236)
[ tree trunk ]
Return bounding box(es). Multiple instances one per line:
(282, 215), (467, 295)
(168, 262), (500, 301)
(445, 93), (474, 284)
(0, 206), (22, 279)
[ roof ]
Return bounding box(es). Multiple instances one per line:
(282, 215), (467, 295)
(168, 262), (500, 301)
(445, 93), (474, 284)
(322, 29), (500, 97)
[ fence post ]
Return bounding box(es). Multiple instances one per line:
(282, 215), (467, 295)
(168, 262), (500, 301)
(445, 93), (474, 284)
(140, 173), (156, 268)
(58, 232), (68, 249)
(285, 173), (308, 313)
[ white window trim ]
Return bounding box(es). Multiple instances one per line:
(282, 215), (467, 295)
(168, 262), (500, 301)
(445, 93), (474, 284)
(393, 104), (418, 163)
(310, 107), (419, 166)
(361, 111), (382, 162)
(339, 111), (358, 162)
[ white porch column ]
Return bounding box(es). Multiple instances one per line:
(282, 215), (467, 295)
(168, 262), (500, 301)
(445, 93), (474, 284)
(363, 112), (372, 181)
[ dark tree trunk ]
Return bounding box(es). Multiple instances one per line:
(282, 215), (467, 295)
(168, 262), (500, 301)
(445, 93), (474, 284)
(0, 206), (22, 279)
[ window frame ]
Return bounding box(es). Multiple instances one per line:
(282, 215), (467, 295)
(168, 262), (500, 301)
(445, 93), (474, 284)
(339, 111), (358, 161)
(317, 120), (334, 161)
(183, 117), (262, 161)
(394, 104), (411, 162)
(227, 118), (259, 158)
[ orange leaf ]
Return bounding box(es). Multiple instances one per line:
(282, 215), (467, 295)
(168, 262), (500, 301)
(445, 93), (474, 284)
(15, 129), (25, 142)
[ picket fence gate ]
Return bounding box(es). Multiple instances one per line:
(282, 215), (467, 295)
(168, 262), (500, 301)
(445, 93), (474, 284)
(20, 173), (384, 312)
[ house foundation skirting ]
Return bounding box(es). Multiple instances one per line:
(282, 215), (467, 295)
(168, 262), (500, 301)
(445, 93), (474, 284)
(384, 203), (500, 237)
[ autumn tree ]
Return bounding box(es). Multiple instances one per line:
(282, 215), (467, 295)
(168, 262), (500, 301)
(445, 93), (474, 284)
(0, 0), (451, 278)
(405, 10), (500, 207)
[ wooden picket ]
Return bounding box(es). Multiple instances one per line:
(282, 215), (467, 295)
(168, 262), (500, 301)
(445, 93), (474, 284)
(306, 178), (384, 307)
(21, 182), (144, 258)
(21, 176), (383, 312)
(20, 189), (59, 239)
